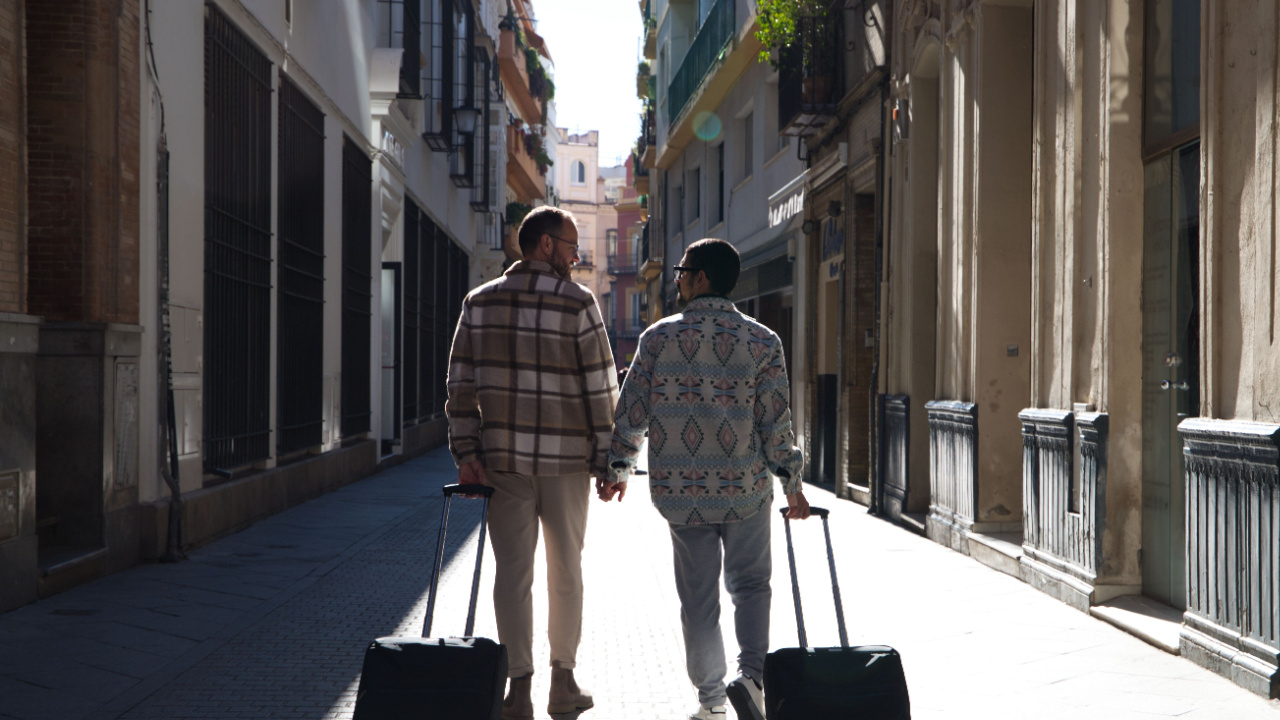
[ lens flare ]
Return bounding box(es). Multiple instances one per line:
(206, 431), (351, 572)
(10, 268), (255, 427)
(693, 111), (723, 142)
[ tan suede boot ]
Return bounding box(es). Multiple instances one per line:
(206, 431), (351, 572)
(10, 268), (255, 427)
(547, 666), (594, 714)
(501, 674), (534, 720)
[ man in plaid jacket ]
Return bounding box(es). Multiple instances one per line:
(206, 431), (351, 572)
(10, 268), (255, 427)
(601, 237), (808, 720)
(446, 206), (618, 719)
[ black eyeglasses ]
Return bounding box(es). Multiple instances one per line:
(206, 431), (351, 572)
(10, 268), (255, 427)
(546, 233), (580, 255)
(673, 265), (702, 279)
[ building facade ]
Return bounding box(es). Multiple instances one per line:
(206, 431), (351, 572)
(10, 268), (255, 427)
(638, 0), (808, 427)
(0, 0), (550, 613)
(877, 0), (1279, 699)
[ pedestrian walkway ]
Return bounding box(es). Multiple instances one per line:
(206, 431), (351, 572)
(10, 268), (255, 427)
(1, 447), (1277, 720)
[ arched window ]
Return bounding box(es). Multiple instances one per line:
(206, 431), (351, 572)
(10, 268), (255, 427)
(572, 160), (586, 185)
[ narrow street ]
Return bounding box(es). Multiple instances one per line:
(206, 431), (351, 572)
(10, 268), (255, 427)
(1, 447), (1276, 720)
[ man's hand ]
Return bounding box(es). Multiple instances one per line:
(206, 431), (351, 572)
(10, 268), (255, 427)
(785, 490), (810, 519)
(458, 460), (487, 497)
(596, 477), (627, 502)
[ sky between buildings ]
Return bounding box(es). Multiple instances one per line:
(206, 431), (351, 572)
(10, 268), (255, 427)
(534, 0), (645, 169)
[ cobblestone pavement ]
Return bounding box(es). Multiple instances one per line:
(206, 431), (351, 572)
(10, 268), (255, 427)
(1, 446), (1278, 719)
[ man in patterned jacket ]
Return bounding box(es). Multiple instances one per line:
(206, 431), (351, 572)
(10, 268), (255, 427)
(600, 237), (808, 720)
(446, 206), (618, 720)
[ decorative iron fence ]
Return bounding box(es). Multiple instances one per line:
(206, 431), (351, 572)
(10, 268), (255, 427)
(1019, 408), (1109, 606)
(203, 7), (273, 474)
(882, 395), (910, 520)
(667, 0), (735, 127)
(1180, 419), (1280, 696)
(926, 401), (978, 550)
(276, 75), (327, 456)
(341, 136), (373, 438)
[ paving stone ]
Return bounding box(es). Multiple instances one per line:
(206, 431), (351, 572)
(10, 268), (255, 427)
(4, 446), (1280, 719)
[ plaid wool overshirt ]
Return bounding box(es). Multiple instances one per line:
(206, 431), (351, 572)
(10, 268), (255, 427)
(606, 295), (805, 525)
(445, 260), (619, 477)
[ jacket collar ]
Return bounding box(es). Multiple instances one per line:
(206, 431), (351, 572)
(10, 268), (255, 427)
(683, 294), (738, 313)
(506, 259), (554, 276)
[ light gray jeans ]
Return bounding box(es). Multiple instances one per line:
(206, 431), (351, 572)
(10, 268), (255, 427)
(669, 505), (772, 707)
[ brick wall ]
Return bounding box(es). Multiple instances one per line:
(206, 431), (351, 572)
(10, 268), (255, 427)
(25, 0), (139, 323)
(0, 0), (22, 315)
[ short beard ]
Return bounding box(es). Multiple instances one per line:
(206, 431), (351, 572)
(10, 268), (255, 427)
(551, 256), (572, 280)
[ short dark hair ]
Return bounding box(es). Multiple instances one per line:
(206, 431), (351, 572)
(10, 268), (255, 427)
(518, 206), (575, 256)
(684, 238), (740, 295)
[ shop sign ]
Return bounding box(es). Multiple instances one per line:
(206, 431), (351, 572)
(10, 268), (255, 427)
(821, 216), (844, 281)
(381, 129), (405, 171)
(769, 188), (805, 228)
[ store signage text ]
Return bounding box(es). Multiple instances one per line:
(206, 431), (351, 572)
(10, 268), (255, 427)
(769, 189), (804, 228)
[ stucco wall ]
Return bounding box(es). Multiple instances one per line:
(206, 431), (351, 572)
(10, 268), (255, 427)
(1201, 1), (1280, 424)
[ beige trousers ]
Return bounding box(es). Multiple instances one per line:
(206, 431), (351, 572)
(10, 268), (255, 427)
(487, 470), (591, 678)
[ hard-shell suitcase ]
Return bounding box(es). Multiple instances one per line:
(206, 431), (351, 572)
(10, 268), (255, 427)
(763, 507), (911, 719)
(353, 483), (508, 720)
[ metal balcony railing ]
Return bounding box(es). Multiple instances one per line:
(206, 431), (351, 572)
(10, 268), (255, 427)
(778, 10), (844, 137)
(668, 0), (735, 127)
(607, 254), (637, 275)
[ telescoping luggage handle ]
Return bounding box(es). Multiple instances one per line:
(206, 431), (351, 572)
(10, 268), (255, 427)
(423, 483), (495, 638)
(779, 507), (849, 650)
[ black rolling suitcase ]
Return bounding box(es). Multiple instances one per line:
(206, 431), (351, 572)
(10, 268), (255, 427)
(353, 484), (508, 720)
(763, 507), (911, 719)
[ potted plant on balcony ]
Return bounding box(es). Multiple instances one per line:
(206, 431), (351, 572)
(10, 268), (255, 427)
(637, 60), (651, 98)
(756, 0), (837, 104)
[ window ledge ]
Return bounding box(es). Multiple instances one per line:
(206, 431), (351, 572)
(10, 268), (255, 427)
(732, 174), (754, 194)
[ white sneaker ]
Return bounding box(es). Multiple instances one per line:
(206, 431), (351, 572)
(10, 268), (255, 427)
(726, 674), (764, 720)
(689, 704), (727, 720)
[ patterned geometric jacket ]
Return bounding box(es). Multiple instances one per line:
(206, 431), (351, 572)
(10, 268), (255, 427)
(446, 260), (618, 478)
(607, 294), (804, 525)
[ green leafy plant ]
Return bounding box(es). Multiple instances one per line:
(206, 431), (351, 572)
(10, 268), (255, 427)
(755, 0), (829, 67)
(638, 60), (651, 76)
(506, 201), (533, 226)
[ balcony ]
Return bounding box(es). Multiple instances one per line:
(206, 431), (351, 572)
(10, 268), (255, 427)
(498, 28), (544, 125)
(778, 10), (844, 137)
(642, 0), (657, 59)
(668, 0), (735, 127)
(640, 105), (657, 169)
(506, 124), (546, 202)
(607, 253), (638, 276)
(639, 224), (661, 281)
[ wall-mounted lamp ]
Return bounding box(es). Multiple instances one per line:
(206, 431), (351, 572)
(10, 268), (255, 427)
(802, 219), (816, 235)
(453, 105), (481, 135)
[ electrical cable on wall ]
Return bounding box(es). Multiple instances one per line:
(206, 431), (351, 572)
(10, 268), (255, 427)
(146, 0), (184, 562)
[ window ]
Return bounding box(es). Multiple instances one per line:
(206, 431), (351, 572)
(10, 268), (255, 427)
(376, 0), (421, 98)
(423, 0), (463, 150)
(660, 43), (670, 103)
(687, 167), (701, 224)
(572, 160), (587, 185)
(715, 144), (725, 224)
(448, 2), (476, 186)
(607, 228), (618, 258)
(469, 48), (495, 205)
(674, 183), (684, 235)
(276, 74), (326, 455)
(741, 111), (754, 180)
(631, 293), (643, 329)
(1144, 0), (1200, 152)
(204, 7), (272, 473)
(341, 136), (374, 437)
